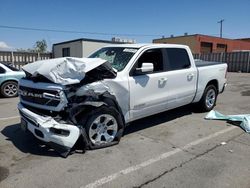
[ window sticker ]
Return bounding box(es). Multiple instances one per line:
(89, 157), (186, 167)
(123, 48), (138, 53)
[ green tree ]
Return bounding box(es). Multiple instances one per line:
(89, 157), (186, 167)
(34, 39), (47, 53)
(16, 39), (48, 53)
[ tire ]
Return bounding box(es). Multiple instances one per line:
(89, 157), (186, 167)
(0, 81), (18, 98)
(198, 85), (217, 112)
(84, 106), (124, 149)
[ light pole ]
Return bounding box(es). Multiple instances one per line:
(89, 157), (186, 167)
(218, 19), (225, 38)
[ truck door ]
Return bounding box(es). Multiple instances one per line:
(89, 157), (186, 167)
(128, 48), (169, 121)
(163, 48), (197, 109)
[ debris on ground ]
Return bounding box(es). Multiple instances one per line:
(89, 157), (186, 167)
(205, 110), (250, 133)
(221, 142), (227, 145)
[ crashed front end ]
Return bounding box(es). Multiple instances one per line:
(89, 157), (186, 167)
(18, 57), (118, 157)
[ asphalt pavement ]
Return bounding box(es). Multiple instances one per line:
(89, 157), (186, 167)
(0, 73), (250, 188)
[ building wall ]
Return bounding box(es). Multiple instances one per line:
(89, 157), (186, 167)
(82, 41), (111, 57)
(153, 35), (250, 53)
(153, 36), (199, 53)
(53, 40), (116, 58)
(53, 41), (82, 58)
(196, 35), (250, 53)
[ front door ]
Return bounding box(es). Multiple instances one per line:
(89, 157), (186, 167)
(128, 48), (169, 121)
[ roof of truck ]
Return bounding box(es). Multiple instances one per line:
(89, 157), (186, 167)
(104, 43), (189, 49)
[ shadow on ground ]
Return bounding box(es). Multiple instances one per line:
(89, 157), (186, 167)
(1, 124), (58, 157)
(1, 104), (197, 157)
(124, 104), (195, 135)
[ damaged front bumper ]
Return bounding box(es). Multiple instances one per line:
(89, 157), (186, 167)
(18, 103), (80, 155)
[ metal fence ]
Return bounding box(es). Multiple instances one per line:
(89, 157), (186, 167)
(1, 50), (249, 73)
(0, 51), (52, 69)
(193, 52), (250, 73)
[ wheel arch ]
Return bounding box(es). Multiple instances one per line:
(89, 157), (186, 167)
(206, 79), (219, 93)
(71, 94), (125, 151)
(70, 92), (125, 126)
(0, 79), (18, 87)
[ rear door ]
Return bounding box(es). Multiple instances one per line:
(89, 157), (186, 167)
(163, 48), (197, 109)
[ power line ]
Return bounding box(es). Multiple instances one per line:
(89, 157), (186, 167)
(0, 25), (161, 37)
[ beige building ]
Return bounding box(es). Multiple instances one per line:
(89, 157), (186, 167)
(53, 38), (123, 58)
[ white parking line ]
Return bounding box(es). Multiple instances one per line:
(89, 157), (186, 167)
(83, 126), (237, 188)
(0, 116), (19, 121)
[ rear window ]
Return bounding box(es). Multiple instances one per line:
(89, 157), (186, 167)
(165, 48), (191, 71)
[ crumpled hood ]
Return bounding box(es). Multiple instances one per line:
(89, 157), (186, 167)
(22, 57), (109, 85)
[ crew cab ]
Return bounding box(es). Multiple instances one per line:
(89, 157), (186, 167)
(17, 44), (227, 156)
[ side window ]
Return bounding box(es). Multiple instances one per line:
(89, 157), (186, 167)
(136, 49), (164, 73)
(165, 48), (191, 71)
(0, 67), (6, 74)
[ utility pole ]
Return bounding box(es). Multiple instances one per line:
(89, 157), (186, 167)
(217, 19), (225, 38)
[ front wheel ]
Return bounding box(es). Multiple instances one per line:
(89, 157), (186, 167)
(198, 85), (218, 112)
(84, 106), (124, 149)
(1, 81), (18, 98)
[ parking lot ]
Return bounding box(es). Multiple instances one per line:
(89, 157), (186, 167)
(0, 72), (250, 188)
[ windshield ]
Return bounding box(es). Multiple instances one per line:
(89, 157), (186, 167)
(89, 47), (138, 71)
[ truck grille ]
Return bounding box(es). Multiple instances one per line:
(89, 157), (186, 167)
(19, 86), (60, 107)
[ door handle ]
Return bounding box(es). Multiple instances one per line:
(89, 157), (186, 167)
(158, 77), (168, 87)
(187, 74), (194, 81)
(159, 77), (168, 82)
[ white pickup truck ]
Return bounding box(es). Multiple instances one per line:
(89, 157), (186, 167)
(18, 44), (227, 156)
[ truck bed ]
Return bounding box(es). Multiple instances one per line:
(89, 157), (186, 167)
(195, 60), (226, 67)
(193, 60), (227, 103)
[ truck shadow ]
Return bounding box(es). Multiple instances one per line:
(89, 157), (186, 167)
(1, 124), (58, 157)
(1, 104), (197, 157)
(124, 104), (195, 135)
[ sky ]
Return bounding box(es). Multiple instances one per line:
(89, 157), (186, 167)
(0, 0), (250, 51)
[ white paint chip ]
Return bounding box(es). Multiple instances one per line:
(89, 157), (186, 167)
(221, 142), (227, 145)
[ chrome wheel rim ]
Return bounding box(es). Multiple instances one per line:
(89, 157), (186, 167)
(4, 83), (17, 97)
(89, 114), (118, 145)
(206, 89), (216, 109)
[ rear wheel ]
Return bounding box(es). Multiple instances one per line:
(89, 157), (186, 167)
(198, 85), (217, 112)
(1, 81), (18, 98)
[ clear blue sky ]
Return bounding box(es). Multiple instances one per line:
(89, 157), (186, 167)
(0, 0), (249, 51)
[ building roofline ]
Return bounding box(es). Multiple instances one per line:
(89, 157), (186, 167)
(53, 38), (125, 46)
(236, 37), (250, 40)
(153, 33), (246, 41)
(153, 34), (197, 41)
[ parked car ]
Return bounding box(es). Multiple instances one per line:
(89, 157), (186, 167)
(17, 44), (227, 157)
(0, 63), (25, 97)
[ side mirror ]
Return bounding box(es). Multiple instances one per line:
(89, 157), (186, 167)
(135, 63), (154, 74)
